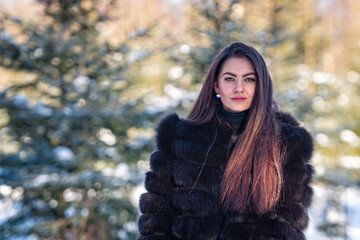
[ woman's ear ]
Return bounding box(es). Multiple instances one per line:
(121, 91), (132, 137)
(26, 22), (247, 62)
(214, 81), (219, 93)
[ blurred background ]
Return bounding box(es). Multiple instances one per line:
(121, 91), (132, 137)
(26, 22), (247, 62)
(0, 0), (359, 239)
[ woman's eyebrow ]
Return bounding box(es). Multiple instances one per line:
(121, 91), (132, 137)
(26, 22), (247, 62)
(242, 72), (257, 77)
(222, 72), (256, 77)
(222, 72), (237, 77)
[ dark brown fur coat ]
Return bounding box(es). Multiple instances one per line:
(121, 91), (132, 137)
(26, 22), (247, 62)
(138, 111), (314, 240)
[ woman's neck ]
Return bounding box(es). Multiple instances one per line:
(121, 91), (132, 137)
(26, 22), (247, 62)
(220, 107), (249, 132)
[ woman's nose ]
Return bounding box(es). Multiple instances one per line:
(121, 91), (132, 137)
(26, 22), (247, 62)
(234, 80), (244, 93)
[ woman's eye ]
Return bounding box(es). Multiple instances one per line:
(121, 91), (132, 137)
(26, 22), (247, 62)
(245, 78), (255, 82)
(225, 77), (234, 81)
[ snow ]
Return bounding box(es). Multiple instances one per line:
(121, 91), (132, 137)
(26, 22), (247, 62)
(144, 96), (173, 115)
(53, 146), (74, 163)
(62, 106), (73, 116)
(346, 71), (359, 83)
(73, 75), (90, 94)
(32, 103), (53, 117)
(0, 184), (12, 196)
(179, 44), (190, 54)
(168, 66), (184, 80)
(97, 128), (117, 146)
(0, 31), (14, 42)
(80, 208), (89, 217)
(131, 184), (145, 207)
(168, 0), (183, 5)
(312, 71), (336, 85)
(315, 133), (330, 147)
(27, 174), (60, 189)
(337, 94), (350, 106)
(7, 234), (39, 240)
(144, 84), (198, 115)
(101, 163), (130, 181)
(344, 188), (360, 235)
(339, 156), (360, 169)
(63, 188), (83, 202)
(0, 198), (20, 225)
(123, 221), (137, 232)
(126, 49), (149, 63)
(12, 94), (28, 108)
(1, 182), (360, 238)
(305, 185), (360, 240)
(164, 84), (184, 100)
(64, 206), (76, 218)
(340, 130), (360, 147)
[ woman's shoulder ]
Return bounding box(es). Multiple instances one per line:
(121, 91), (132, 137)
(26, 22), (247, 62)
(274, 111), (302, 127)
(155, 113), (216, 151)
(274, 111), (314, 162)
(274, 111), (311, 136)
(154, 113), (180, 153)
(156, 112), (211, 137)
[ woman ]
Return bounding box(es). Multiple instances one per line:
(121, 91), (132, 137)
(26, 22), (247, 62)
(137, 42), (314, 240)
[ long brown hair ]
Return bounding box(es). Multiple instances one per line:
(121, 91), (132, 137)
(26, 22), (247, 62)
(187, 42), (282, 215)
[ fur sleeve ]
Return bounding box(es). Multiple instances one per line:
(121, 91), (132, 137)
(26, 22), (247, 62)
(253, 116), (314, 240)
(137, 114), (180, 239)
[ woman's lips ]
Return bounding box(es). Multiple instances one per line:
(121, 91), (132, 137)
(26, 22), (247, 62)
(231, 97), (246, 102)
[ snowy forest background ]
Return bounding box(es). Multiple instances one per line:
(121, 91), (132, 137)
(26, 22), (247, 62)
(0, 0), (359, 239)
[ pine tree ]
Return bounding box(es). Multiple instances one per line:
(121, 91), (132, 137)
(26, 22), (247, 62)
(0, 0), (154, 239)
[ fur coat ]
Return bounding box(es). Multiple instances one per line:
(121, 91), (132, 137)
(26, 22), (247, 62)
(137, 111), (314, 240)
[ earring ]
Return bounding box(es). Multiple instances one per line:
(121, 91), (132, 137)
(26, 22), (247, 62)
(216, 93), (220, 99)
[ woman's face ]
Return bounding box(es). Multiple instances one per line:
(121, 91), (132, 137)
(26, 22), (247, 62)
(214, 57), (256, 113)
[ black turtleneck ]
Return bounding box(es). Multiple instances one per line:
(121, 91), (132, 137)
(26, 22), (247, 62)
(220, 107), (249, 157)
(220, 107), (249, 134)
